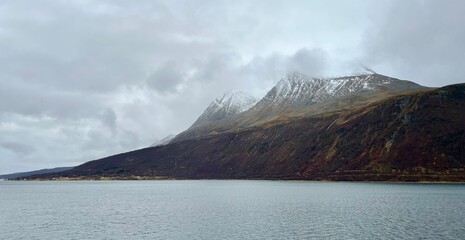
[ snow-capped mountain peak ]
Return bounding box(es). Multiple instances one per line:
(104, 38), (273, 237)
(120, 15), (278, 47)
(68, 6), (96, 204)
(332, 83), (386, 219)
(251, 72), (420, 111)
(213, 90), (258, 113)
(274, 72), (314, 96)
(192, 90), (258, 126)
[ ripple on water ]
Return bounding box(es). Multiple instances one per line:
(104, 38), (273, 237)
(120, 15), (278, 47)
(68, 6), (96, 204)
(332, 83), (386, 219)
(1, 181), (465, 240)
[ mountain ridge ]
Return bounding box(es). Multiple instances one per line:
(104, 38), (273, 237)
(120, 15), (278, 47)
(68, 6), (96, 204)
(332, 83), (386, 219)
(250, 72), (422, 112)
(25, 75), (465, 182)
(172, 72), (425, 142)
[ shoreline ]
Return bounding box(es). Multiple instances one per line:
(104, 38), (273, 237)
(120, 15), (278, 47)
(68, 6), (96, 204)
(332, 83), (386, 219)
(4, 177), (465, 184)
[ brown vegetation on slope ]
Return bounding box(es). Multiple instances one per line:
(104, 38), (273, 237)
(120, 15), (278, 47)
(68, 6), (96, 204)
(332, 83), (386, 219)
(34, 84), (465, 181)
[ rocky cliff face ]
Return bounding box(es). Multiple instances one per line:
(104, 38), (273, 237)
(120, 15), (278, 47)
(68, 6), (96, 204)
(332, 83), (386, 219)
(36, 83), (465, 181)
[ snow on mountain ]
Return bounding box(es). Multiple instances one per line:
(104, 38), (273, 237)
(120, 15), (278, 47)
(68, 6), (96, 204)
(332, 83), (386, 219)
(251, 72), (420, 111)
(192, 91), (258, 126)
(150, 134), (176, 147)
(172, 71), (424, 143)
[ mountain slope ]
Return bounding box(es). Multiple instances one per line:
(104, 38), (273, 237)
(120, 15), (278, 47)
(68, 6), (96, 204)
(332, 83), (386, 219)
(191, 91), (258, 127)
(172, 91), (259, 142)
(150, 134), (176, 147)
(33, 83), (465, 181)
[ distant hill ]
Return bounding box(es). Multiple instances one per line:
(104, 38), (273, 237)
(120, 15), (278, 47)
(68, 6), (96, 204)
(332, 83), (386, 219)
(0, 167), (73, 179)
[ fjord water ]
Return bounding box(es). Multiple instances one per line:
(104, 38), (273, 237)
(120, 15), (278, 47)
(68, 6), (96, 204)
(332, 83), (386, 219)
(1, 181), (464, 240)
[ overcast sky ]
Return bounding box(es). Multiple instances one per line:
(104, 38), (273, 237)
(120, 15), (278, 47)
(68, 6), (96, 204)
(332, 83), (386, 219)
(1, 0), (464, 174)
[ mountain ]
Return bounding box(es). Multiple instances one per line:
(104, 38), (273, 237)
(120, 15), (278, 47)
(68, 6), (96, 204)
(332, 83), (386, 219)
(250, 72), (421, 112)
(173, 72), (424, 142)
(191, 91), (258, 127)
(150, 134), (176, 147)
(30, 80), (465, 181)
(0, 167), (73, 180)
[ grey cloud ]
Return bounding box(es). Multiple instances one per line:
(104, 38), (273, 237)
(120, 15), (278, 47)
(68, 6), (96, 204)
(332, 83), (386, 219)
(193, 53), (241, 83)
(118, 130), (141, 149)
(100, 108), (117, 133)
(146, 61), (186, 93)
(363, 0), (465, 86)
(0, 141), (35, 156)
(287, 48), (328, 77)
(0, 0), (214, 93)
(0, 77), (105, 120)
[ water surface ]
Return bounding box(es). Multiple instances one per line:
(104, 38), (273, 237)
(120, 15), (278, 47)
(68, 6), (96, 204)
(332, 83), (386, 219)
(1, 180), (464, 239)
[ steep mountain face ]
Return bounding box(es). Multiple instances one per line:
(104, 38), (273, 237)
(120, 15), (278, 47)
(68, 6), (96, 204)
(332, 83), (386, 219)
(251, 72), (421, 112)
(34, 84), (465, 181)
(191, 91), (258, 127)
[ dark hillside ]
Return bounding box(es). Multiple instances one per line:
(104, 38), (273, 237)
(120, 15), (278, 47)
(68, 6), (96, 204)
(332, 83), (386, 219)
(33, 84), (465, 181)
